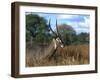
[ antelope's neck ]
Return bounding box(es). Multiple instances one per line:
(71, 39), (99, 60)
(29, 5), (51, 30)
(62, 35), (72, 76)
(53, 39), (57, 49)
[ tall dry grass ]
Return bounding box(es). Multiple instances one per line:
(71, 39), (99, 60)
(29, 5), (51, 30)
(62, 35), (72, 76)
(26, 44), (89, 67)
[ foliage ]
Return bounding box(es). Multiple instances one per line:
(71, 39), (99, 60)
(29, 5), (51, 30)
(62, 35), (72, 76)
(58, 24), (76, 45)
(77, 32), (89, 44)
(26, 14), (89, 47)
(26, 14), (52, 45)
(58, 24), (89, 45)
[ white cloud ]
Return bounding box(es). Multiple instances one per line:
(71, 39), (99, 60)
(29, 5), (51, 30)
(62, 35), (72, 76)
(67, 21), (78, 28)
(57, 14), (73, 19)
(75, 28), (89, 34)
(78, 17), (90, 28)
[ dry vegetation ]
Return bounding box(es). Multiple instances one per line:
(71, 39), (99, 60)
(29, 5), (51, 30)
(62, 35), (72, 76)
(26, 44), (89, 67)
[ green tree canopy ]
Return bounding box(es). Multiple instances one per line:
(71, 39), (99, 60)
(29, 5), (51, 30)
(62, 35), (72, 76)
(26, 14), (52, 45)
(77, 32), (89, 44)
(57, 24), (76, 45)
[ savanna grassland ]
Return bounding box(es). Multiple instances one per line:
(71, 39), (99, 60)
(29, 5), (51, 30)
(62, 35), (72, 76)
(26, 44), (89, 67)
(26, 13), (90, 67)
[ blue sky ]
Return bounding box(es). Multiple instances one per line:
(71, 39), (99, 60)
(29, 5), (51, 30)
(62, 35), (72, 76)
(26, 12), (90, 34)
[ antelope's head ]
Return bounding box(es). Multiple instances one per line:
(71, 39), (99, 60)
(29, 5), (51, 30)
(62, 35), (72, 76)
(48, 19), (64, 49)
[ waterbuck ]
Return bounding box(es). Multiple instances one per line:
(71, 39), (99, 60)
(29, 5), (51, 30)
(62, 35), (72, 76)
(40, 19), (65, 60)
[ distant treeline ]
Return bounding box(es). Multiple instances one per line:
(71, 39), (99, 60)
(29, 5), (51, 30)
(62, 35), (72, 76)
(26, 14), (89, 47)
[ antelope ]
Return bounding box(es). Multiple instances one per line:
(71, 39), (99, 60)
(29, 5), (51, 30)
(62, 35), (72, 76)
(40, 19), (65, 60)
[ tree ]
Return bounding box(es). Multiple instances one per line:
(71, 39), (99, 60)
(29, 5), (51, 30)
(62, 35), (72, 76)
(57, 24), (89, 45)
(77, 32), (89, 44)
(58, 24), (76, 45)
(26, 14), (52, 46)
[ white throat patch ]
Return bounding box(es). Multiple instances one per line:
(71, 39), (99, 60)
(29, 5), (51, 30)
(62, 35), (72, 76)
(53, 39), (57, 49)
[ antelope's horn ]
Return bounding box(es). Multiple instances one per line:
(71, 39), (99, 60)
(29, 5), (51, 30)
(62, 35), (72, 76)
(49, 19), (57, 37)
(55, 19), (65, 45)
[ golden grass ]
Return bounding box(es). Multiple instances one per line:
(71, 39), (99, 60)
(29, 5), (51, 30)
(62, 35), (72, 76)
(26, 44), (89, 67)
